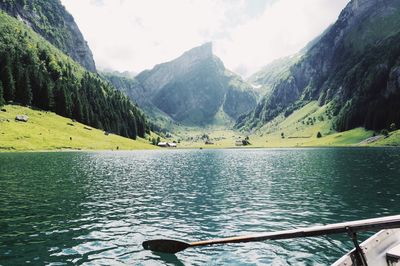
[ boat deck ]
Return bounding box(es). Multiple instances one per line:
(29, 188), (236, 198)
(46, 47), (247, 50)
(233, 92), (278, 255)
(333, 229), (400, 266)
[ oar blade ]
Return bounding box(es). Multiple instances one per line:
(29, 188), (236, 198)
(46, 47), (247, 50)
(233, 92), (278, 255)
(142, 239), (190, 254)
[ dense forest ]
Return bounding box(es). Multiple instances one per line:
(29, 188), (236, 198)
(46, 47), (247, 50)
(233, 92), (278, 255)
(0, 11), (148, 139)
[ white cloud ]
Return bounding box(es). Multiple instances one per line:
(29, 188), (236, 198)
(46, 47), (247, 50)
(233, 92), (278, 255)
(61, 0), (349, 77)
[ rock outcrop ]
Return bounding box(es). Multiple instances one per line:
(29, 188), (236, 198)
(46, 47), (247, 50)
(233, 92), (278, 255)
(15, 115), (28, 122)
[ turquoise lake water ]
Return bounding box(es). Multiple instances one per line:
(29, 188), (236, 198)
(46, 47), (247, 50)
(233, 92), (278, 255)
(1, 148), (400, 265)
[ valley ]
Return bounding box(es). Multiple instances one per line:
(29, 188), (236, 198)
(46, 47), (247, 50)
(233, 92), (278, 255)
(1, 0), (400, 151)
(163, 101), (399, 149)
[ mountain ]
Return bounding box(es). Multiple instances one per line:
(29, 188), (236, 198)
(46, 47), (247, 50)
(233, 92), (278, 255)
(106, 43), (258, 126)
(0, 10), (148, 139)
(238, 0), (400, 132)
(0, 0), (96, 72)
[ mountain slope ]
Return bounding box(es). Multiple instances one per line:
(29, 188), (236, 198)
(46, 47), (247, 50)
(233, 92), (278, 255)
(0, 11), (148, 139)
(0, 0), (96, 72)
(108, 43), (258, 126)
(101, 71), (175, 131)
(238, 0), (400, 132)
(247, 54), (302, 97)
(101, 72), (147, 107)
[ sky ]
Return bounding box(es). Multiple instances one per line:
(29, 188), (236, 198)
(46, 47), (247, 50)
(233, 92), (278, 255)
(61, 0), (350, 77)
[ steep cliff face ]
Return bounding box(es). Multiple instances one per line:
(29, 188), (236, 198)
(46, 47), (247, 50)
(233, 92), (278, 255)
(223, 73), (259, 119)
(0, 0), (96, 72)
(238, 0), (400, 131)
(108, 43), (258, 126)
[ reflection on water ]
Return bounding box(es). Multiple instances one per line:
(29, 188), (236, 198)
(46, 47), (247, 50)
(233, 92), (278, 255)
(0, 148), (400, 265)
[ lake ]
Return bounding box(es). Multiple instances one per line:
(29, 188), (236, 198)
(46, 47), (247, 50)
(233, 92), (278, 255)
(1, 148), (400, 265)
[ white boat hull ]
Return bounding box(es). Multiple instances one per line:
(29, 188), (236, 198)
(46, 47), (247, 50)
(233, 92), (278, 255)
(333, 229), (400, 266)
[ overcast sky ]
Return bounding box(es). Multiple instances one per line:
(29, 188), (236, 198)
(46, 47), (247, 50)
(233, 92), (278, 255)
(61, 0), (349, 77)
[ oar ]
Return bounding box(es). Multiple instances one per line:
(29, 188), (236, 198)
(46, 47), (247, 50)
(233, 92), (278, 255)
(142, 214), (400, 254)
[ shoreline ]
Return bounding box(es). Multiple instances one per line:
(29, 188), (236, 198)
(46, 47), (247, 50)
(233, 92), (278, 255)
(1, 144), (398, 153)
(2, 105), (399, 153)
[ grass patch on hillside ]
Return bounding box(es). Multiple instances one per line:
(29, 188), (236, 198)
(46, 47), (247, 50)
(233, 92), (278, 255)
(0, 105), (156, 151)
(372, 130), (400, 146)
(171, 125), (241, 149)
(249, 102), (375, 147)
(249, 127), (372, 148)
(306, 128), (373, 146)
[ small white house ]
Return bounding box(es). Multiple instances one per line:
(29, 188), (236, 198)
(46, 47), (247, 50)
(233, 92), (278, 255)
(157, 142), (177, 147)
(157, 142), (168, 147)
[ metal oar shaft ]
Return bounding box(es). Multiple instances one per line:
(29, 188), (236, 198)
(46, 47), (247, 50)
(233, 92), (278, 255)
(189, 214), (400, 247)
(143, 214), (400, 254)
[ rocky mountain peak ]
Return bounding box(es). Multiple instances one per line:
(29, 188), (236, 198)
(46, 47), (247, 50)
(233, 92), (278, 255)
(136, 42), (220, 96)
(180, 42), (213, 62)
(166, 42), (216, 74)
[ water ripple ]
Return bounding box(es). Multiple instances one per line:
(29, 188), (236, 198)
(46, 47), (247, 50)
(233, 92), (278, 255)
(1, 148), (400, 265)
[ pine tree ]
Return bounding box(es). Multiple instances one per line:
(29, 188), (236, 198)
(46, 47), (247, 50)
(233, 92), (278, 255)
(1, 65), (15, 101)
(20, 70), (32, 106)
(72, 96), (83, 121)
(31, 67), (43, 107)
(54, 83), (67, 116)
(130, 115), (138, 140)
(41, 77), (54, 111)
(0, 80), (5, 106)
(14, 64), (24, 103)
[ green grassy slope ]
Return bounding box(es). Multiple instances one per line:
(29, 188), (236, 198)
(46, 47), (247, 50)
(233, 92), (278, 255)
(0, 105), (156, 151)
(249, 101), (376, 147)
(371, 130), (400, 147)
